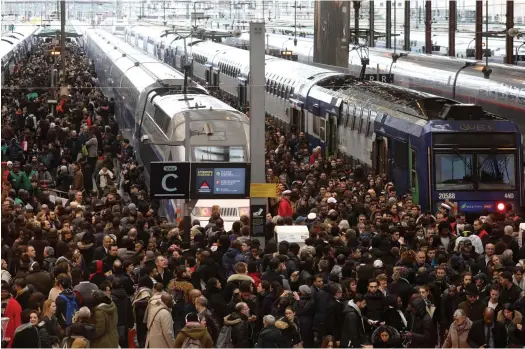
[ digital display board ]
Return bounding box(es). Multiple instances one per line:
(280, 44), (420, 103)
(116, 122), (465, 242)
(191, 163), (250, 199)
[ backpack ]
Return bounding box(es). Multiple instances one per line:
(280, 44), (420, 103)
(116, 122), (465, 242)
(182, 337), (202, 348)
(44, 258), (56, 277)
(59, 294), (79, 326)
(215, 325), (233, 348)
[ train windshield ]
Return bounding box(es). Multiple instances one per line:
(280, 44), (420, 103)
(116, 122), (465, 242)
(434, 152), (517, 191)
(193, 146), (246, 162)
(477, 153), (516, 190)
(435, 153), (475, 190)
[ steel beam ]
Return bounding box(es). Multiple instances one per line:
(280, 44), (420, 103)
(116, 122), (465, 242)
(506, 1), (514, 64)
(386, 1), (391, 49)
(448, 0), (456, 57)
(425, 0), (432, 54)
(403, 0), (410, 51)
(369, 1), (375, 47)
(475, 0), (483, 60)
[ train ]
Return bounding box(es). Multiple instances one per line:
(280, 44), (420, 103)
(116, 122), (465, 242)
(83, 28), (251, 220)
(1, 25), (38, 87)
(122, 25), (524, 214)
(225, 33), (525, 137)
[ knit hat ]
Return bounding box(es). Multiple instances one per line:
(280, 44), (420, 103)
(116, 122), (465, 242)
(299, 285), (312, 296)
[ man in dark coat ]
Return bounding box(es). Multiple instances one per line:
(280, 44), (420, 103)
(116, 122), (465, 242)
(405, 296), (436, 348)
(388, 267), (414, 311)
(467, 307), (507, 348)
(192, 251), (219, 290)
(458, 283), (487, 322)
(223, 302), (251, 348)
(256, 315), (288, 348)
(340, 294), (368, 348)
(110, 278), (134, 349)
(499, 271), (522, 305)
(365, 278), (385, 322)
(25, 262), (53, 295)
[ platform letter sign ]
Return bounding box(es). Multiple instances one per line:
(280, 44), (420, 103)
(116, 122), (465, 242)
(149, 162), (191, 199)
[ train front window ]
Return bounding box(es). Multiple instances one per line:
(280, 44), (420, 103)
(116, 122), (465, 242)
(193, 146), (245, 162)
(477, 153), (516, 190)
(434, 153), (474, 190)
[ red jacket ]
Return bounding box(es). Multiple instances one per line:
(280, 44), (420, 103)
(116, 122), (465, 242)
(4, 297), (22, 348)
(278, 197), (293, 217)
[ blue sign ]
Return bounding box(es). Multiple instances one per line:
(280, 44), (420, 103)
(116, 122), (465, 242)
(192, 163), (250, 199)
(459, 201), (494, 213)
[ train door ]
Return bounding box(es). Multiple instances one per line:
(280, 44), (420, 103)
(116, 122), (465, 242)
(238, 83), (247, 108)
(212, 70), (219, 89)
(325, 113), (338, 156)
(289, 108), (300, 133)
(374, 136), (388, 176)
(205, 69), (211, 85)
(300, 110), (306, 134)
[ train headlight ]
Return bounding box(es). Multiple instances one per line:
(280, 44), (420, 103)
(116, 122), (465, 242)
(496, 202), (506, 212)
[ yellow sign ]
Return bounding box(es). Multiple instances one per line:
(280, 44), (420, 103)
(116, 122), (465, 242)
(250, 183), (278, 198)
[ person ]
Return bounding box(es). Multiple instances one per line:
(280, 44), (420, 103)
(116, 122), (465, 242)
(405, 296), (436, 348)
(173, 312), (213, 348)
(11, 309), (46, 348)
(458, 283), (486, 322)
(110, 278), (134, 348)
(275, 307), (302, 348)
(1, 283), (22, 348)
(442, 309), (472, 348)
(223, 302), (251, 348)
(89, 290), (119, 348)
(145, 292), (176, 348)
(55, 276), (79, 329)
(371, 325), (402, 348)
(467, 307), (507, 348)
(496, 303), (523, 347)
(340, 294), (368, 348)
(320, 335), (336, 348)
(64, 306), (96, 342)
(256, 315), (287, 348)
(40, 299), (60, 347)
(195, 295), (221, 344)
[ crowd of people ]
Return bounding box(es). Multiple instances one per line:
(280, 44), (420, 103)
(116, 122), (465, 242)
(1, 37), (525, 349)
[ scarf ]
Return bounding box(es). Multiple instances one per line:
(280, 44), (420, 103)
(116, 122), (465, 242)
(456, 317), (472, 334)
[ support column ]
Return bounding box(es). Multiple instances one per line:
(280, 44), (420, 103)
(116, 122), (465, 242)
(249, 22), (267, 246)
(448, 0), (456, 57)
(353, 1), (361, 44)
(475, 0), (483, 60)
(425, 0), (432, 54)
(60, 0), (66, 83)
(403, 0), (410, 51)
(386, 0), (392, 49)
(506, 1), (514, 64)
(369, 0), (375, 47)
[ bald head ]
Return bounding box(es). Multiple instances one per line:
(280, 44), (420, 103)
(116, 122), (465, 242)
(483, 307), (494, 324)
(189, 289), (202, 301)
(161, 293), (173, 309)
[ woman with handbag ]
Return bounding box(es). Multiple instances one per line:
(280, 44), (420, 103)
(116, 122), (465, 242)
(275, 306), (303, 348)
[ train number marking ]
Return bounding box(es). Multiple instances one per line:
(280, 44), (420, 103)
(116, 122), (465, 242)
(504, 193), (515, 199)
(438, 193), (456, 200)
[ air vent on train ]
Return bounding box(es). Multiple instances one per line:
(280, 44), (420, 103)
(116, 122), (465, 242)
(438, 104), (485, 121)
(220, 207), (238, 217)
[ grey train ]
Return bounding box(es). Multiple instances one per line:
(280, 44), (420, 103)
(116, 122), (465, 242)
(84, 29), (251, 219)
(1, 25), (38, 87)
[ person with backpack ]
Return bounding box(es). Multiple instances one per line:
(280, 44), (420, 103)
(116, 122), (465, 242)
(173, 312), (213, 348)
(145, 292), (176, 348)
(54, 276), (80, 329)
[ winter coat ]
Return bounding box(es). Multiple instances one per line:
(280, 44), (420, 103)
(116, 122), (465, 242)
(365, 291), (385, 321)
(132, 287), (152, 348)
(256, 324), (288, 348)
(223, 312), (250, 348)
(198, 308), (221, 344)
(293, 296), (315, 347)
(458, 299), (487, 322)
(340, 300), (367, 348)
(192, 257), (219, 290)
(443, 317), (473, 348)
(173, 323), (213, 348)
(407, 297), (436, 348)
(11, 323), (41, 348)
(371, 325), (402, 348)
(497, 310), (524, 347)
(90, 301), (119, 348)
(110, 287), (134, 346)
(278, 197), (293, 217)
(85, 137), (98, 158)
(3, 297), (22, 348)
(144, 295), (176, 348)
(275, 317), (301, 347)
(223, 274), (255, 302)
(203, 283), (228, 323)
(222, 248), (243, 278)
(467, 319), (507, 348)
(25, 270), (53, 296)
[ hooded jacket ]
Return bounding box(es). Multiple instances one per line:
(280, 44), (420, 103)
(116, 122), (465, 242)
(224, 273), (255, 301)
(90, 300), (119, 348)
(222, 248), (243, 278)
(407, 297), (435, 348)
(371, 325), (402, 348)
(144, 294), (176, 348)
(275, 317), (301, 347)
(256, 324), (288, 348)
(11, 323), (41, 348)
(173, 323), (214, 348)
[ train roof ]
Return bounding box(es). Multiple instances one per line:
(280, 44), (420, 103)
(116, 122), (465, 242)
(154, 93), (247, 120)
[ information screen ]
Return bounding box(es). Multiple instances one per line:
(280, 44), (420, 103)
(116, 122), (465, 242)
(194, 167), (247, 195)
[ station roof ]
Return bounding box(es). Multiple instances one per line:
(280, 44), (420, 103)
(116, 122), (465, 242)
(35, 26), (81, 37)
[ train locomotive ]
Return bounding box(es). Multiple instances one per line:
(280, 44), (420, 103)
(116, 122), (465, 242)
(84, 29), (251, 219)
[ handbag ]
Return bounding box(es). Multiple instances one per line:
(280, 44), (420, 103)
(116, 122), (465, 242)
(128, 328), (137, 349)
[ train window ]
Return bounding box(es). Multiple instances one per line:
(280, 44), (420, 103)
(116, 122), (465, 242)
(313, 116), (321, 137)
(360, 109), (369, 134)
(434, 153), (474, 190)
(154, 107), (171, 135)
(477, 153), (516, 190)
(290, 87), (295, 96)
(367, 110), (377, 137)
(352, 106), (361, 131)
(507, 86), (518, 103)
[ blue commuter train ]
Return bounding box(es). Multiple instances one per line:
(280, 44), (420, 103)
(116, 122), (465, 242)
(122, 26), (524, 214)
